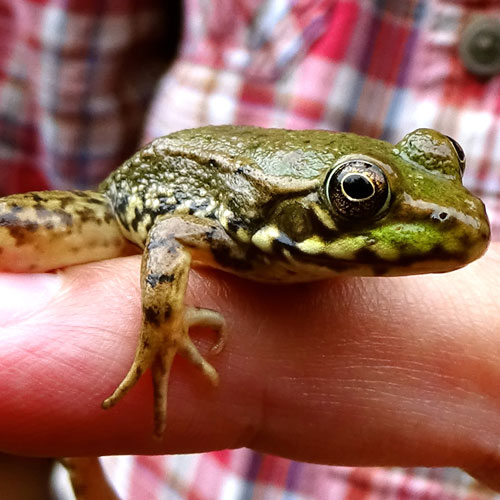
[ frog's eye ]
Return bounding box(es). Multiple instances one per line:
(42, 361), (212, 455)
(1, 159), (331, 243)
(445, 135), (466, 175)
(325, 159), (390, 220)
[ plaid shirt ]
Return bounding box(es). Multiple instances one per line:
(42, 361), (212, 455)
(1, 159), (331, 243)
(3, 1), (500, 499)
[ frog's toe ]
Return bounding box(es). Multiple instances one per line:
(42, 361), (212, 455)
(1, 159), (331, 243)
(151, 351), (176, 437)
(178, 333), (219, 386)
(184, 306), (227, 355)
(102, 306), (225, 436)
(101, 338), (156, 410)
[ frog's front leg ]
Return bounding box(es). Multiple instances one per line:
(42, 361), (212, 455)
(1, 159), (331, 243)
(102, 215), (240, 436)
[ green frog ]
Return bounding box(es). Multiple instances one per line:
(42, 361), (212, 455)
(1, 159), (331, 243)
(0, 126), (490, 498)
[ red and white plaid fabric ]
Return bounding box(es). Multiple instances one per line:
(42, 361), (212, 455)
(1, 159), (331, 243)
(0, 0), (172, 193)
(2, 1), (500, 499)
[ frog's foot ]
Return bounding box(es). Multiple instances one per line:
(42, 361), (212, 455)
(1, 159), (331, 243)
(102, 305), (225, 437)
(184, 306), (227, 355)
(61, 457), (119, 500)
(153, 306), (226, 433)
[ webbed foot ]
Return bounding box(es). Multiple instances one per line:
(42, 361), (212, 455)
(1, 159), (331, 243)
(102, 215), (231, 436)
(102, 305), (225, 436)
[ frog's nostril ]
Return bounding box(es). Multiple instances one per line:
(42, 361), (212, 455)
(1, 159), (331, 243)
(431, 211), (450, 222)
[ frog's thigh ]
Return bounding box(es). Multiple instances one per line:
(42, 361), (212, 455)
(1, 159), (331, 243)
(103, 215), (234, 436)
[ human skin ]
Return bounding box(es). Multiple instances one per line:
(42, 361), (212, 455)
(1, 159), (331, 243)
(0, 244), (499, 491)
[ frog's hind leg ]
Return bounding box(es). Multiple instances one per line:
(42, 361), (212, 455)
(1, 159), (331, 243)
(102, 215), (236, 437)
(0, 190), (138, 272)
(61, 457), (119, 500)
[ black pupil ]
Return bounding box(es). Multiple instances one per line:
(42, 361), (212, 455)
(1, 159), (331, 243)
(342, 174), (374, 200)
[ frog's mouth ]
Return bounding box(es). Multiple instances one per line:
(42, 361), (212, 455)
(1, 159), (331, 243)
(266, 219), (491, 277)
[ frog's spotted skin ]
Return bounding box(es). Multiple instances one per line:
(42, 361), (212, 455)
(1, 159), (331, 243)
(99, 126), (489, 284)
(0, 190), (137, 272)
(0, 126), (490, 434)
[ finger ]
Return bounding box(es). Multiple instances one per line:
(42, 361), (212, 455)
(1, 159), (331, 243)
(0, 246), (499, 484)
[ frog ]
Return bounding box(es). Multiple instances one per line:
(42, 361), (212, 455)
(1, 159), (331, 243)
(0, 126), (490, 499)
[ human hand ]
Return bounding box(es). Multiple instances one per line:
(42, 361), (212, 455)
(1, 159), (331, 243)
(0, 245), (499, 491)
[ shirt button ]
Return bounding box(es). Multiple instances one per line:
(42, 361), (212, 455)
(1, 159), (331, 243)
(459, 16), (500, 77)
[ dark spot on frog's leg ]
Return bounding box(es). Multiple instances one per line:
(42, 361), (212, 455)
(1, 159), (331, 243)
(147, 273), (175, 287)
(76, 206), (97, 223)
(104, 210), (114, 224)
(160, 273), (175, 284)
(54, 209), (73, 227)
(146, 273), (160, 288)
(144, 306), (160, 326)
(135, 366), (143, 378)
(131, 207), (142, 232)
(11, 204), (22, 214)
(24, 221), (39, 232)
(58, 196), (75, 209)
(8, 226), (27, 246)
(163, 305), (172, 320)
(31, 193), (43, 203)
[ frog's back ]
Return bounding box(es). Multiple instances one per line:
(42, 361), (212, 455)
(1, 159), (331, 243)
(100, 125), (395, 246)
(163, 125), (393, 179)
(99, 126), (285, 246)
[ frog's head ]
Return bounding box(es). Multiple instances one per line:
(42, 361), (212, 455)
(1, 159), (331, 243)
(251, 129), (490, 277)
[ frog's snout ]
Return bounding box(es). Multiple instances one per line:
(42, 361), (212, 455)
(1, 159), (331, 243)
(387, 194), (491, 275)
(437, 198), (491, 262)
